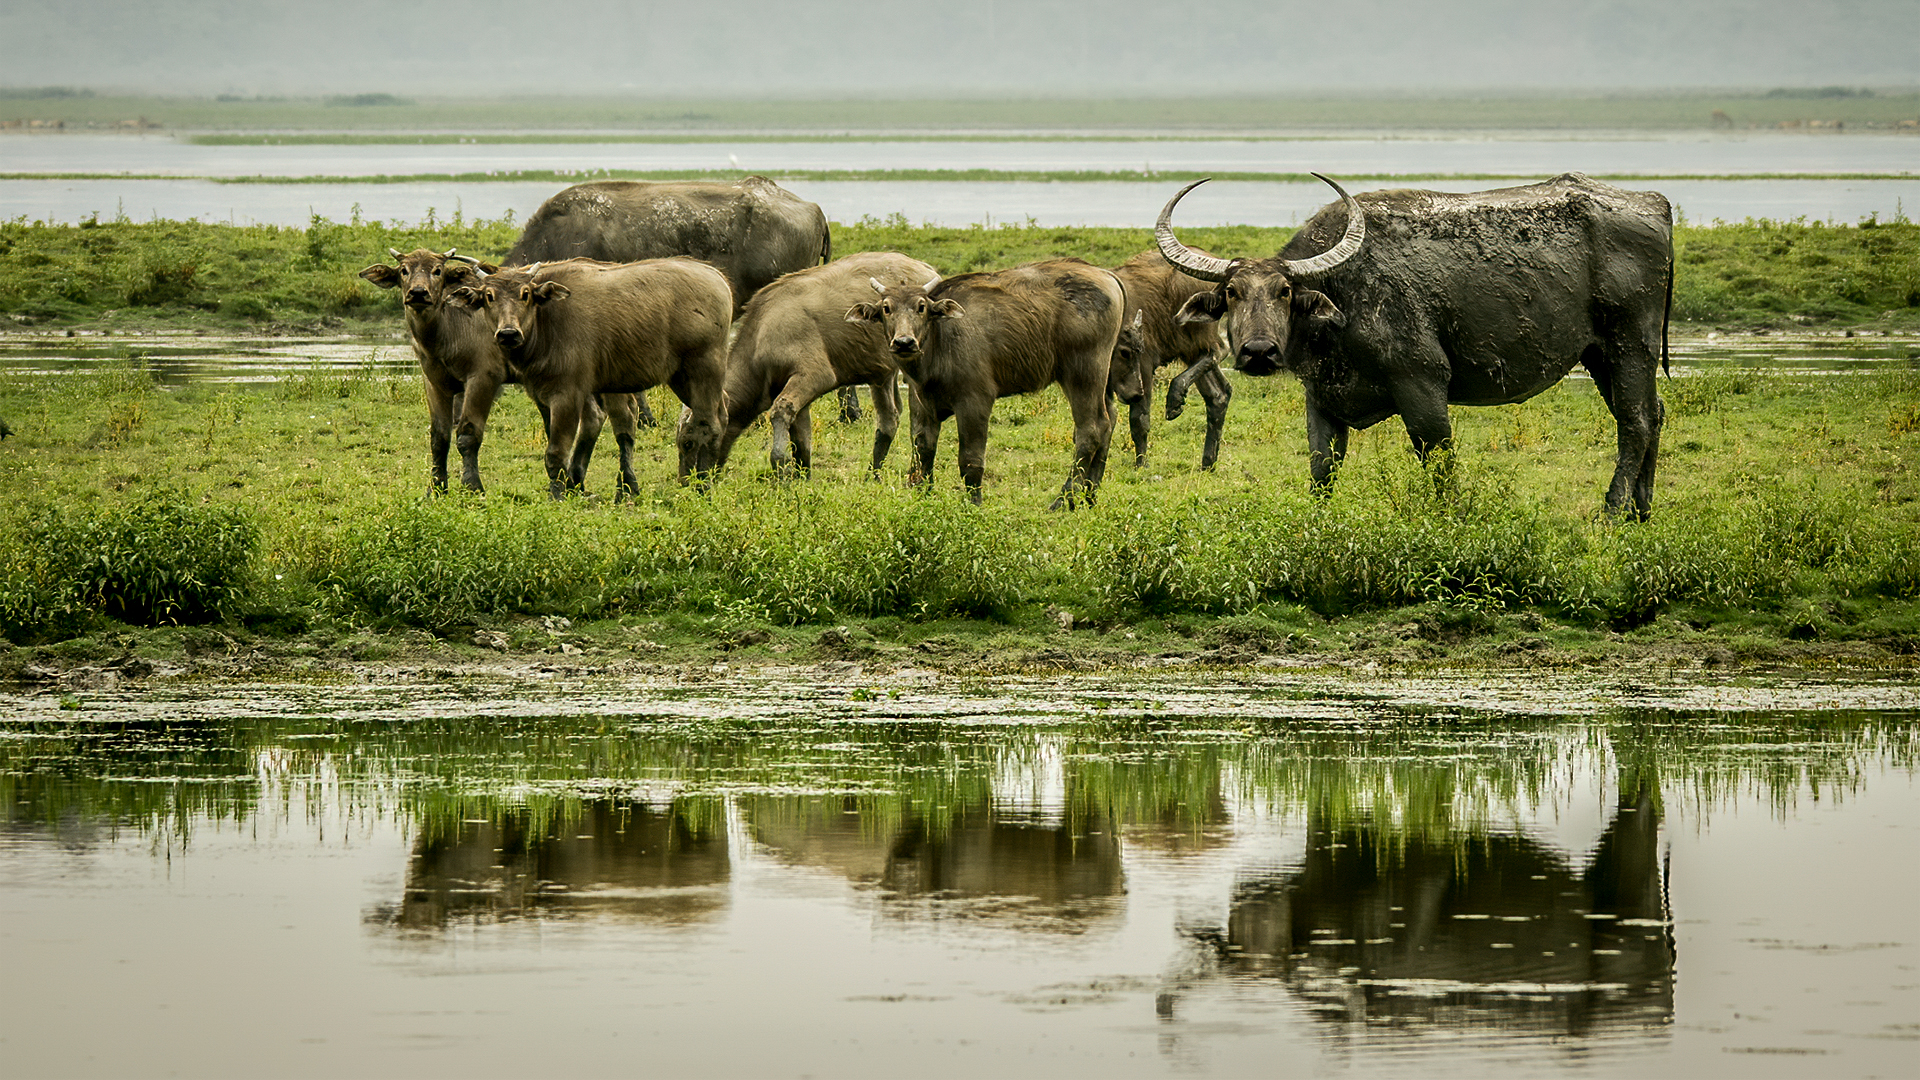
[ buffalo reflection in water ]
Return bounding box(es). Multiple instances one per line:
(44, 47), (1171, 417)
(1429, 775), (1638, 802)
(373, 799), (729, 929)
(1159, 776), (1672, 1040)
(745, 796), (1126, 932)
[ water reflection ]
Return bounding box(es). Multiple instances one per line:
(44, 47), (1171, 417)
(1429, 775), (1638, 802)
(377, 798), (729, 929)
(1168, 774), (1672, 1040)
(1, 681), (1913, 1077)
(746, 795), (1125, 932)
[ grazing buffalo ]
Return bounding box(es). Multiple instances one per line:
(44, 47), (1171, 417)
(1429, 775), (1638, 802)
(1157, 172), (1672, 518)
(451, 258), (732, 497)
(359, 248), (635, 495)
(504, 177), (830, 320)
(847, 259), (1141, 508)
(716, 251), (941, 476)
(1110, 251), (1232, 470)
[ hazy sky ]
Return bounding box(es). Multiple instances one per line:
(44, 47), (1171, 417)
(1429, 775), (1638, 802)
(4, 0), (1916, 97)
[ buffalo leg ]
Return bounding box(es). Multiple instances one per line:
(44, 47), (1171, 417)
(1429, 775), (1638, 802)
(1396, 379), (1456, 494)
(869, 375), (901, 477)
(791, 405), (815, 474)
(1052, 384), (1114, 511)
(1601, 356), (1663, 521)
(600, 393), (641, 501)
(768, 368), (839, 475)
(955, 405), (991, 505)
(1196, 365), (1232, 471)
(670, 369), (726, 487)
(542, 395), (586, 500)
(836, 385), (863, 423)
(568, 395), (610, 495)
(452, 372), (506, 494)
(907, 385), (943, 491)
(630, 390), (658, 431)
(423, 378), (458, 494)
(1167, 353), (1222, 422)
(1305, 403), (1350, 496)
(1127, 357), (1158, 468)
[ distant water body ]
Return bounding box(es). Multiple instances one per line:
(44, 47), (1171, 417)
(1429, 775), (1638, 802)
(3, 132), (1914, 227)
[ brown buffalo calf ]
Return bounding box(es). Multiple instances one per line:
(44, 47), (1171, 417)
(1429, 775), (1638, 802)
(360, 248), (634, 496)
(847, 258), (1138, 508)
(718, 251), (941, 476)
(452, 257), (731, 497)
(1110, 251), (1233, 470)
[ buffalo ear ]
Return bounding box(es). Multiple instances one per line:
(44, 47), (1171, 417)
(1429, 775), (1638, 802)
(359, 264), (402, 289)
(532, 281), (571, 303)
(1295, 289), (1345, 329)
(844, 302), (881, 324)
(445, 286), (483, 309)
(930, 298), (965, 319)
(1175, 290), (1226, 325)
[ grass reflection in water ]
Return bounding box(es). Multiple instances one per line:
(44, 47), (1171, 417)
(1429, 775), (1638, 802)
(2, 681), (1914, 1058)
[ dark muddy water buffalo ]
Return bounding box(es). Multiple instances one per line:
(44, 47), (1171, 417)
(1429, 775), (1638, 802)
(717, 251), (941, 476)
(848, 259), (1141, 508)
(359, 248), (635, 495)
(505, 176), (837, 426)
(451, 257), (732, 496)
(504, 177), (830, 321)
(1110, 250), (1232, 470)
(1158, 172), (1673, 519)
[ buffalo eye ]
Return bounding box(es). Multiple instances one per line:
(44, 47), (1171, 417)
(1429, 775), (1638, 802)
(914, 299), (927, 314)
(1278, 284), (1291, 298)
(1224, 285), (1239, 301)
(519, 287), (531, 301)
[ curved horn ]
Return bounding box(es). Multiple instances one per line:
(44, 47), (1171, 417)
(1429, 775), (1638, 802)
(922, 275), (941, 292)
(388, 247), (404, 261)
(441, 247), (458, 259)
(870, 276), (888, 295)
(1155, 179), (1235, 283)
(1280, 174), (1365, 278)
(447, 253), (483, 266)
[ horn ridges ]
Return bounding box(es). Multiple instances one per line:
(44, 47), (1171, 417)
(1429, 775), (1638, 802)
(1155, 179), (1234, 283)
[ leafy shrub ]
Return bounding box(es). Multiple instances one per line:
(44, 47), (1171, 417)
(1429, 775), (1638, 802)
(18, 491), (259, 628)
(311, 496), (619, 626)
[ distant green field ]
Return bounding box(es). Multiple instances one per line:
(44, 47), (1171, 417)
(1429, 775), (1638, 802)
(5, 90), (1918, 133)
(1, 216), (1914, 333)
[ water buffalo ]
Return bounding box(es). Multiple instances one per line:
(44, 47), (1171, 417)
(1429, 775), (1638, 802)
(450, 258), (732, 497)
(1110, 251), (1232, 470)
(1157, 172), (1672, 519)
(847, 259), (1140, 508)
(716, 251), (941, 476)
(359, 248), (634, 495)
(504, 177), (830, 320)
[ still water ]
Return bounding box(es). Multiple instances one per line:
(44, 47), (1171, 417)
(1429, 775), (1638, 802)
(2, 671), (1916, 1078)
(7, 176), (1916, 231)
(3, 330), (1914, 387)
(3, 132), (1916, 226)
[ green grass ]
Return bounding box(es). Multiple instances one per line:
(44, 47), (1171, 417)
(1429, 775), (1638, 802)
(1, 216), (1916, 333)
(0, 216), (1915, 668)
(1, 337), (1915, 667)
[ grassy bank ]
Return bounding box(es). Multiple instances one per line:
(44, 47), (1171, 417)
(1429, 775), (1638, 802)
(2, 216), (1917, 333)
(7, 91), (1920, 133)
(1, 327), (1915, 676)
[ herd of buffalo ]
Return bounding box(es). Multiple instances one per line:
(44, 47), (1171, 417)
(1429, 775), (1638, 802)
(360, 169), (1674, 518)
